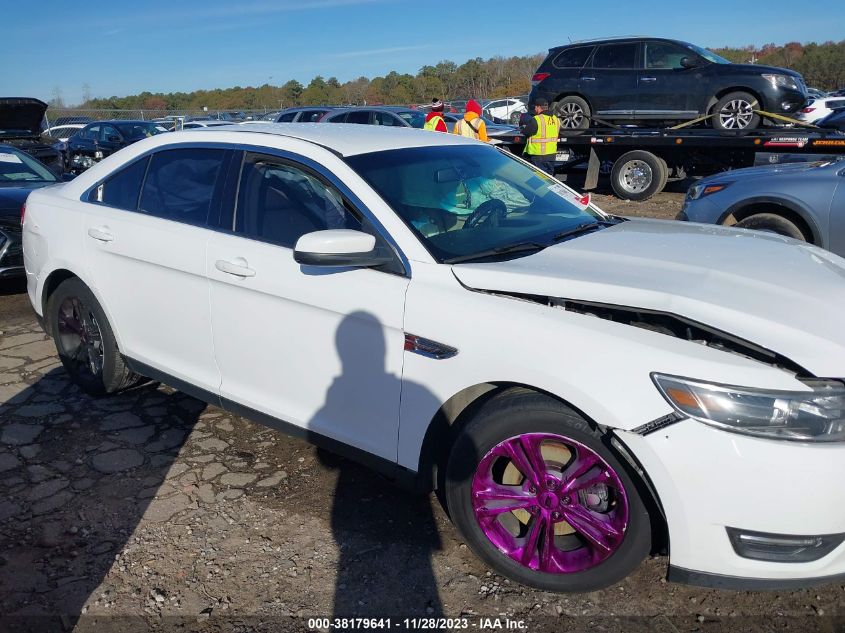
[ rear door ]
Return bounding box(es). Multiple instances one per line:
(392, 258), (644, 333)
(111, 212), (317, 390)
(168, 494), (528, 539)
(638, 41), (702, 118)
(83, 146), (235, 392)
(582, 42), (641, 117)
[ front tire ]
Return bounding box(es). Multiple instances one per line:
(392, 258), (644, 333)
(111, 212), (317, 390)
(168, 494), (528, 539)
(444, 389), (651, 592)
(712, 91), (760, 131)
(734, 213), (806, 241)
(47, 278), (140, 396)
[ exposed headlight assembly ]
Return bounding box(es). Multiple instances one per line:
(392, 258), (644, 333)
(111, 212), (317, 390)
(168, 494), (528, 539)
(762, 73), (799, 91)
(652, 374), (845, 442)
(687, 182), (730, 200)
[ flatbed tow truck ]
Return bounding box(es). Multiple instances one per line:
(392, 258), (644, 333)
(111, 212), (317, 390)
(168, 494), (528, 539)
(554, 125), (845, 200)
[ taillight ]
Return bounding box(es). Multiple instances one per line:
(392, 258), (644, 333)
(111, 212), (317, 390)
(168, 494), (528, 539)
(20, 202), (26, 226)
(800, 107), (816, 113)
(531, 72), (550, 85)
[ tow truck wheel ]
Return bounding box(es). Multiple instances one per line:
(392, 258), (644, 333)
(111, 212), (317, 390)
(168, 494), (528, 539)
(610, 151), (668, 201)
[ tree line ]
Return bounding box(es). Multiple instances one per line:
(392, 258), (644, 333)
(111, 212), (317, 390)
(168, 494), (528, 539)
(73, 40), (844, 112)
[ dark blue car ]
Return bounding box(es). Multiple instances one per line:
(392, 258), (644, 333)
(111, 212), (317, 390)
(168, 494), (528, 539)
(0, 144), (60, 277)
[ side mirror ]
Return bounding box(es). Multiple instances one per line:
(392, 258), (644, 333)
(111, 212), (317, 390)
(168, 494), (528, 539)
(680, 56), (699, 69)
(293, 229), (392, 268)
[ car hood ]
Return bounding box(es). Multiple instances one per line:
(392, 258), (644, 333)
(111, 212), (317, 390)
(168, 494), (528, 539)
(451, 219), (845, 377)
(697, 160), (833, 184)
(726, 64), (803, 79)
(0, 98), (48, 138)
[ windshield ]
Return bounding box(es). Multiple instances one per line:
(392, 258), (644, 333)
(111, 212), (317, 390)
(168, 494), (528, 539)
(346, 145), (605, 263)
(115, 122), (168, 139)
(0, 148), (57, 185)
(686, 43), (731, 64)
(397, 111), (425, 129)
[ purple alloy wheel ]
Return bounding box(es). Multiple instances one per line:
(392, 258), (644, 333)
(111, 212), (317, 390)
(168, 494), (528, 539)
(471, 432), (628, 574)
(57, 296), (104, 377)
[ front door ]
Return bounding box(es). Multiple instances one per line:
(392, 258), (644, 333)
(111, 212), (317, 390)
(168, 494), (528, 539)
(637, 41), (702, 119)
(581, 42), (641, 118)
(83, 146), (234, 392)
(207, 151), (409, 461)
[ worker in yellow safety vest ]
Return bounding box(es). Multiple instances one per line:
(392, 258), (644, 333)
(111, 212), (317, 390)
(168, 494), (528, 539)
(423, 98), (448, 132)
(520, 97), (560, 175)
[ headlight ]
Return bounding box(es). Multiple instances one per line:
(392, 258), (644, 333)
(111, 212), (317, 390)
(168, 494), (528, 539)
(762, 73), (799, 91)
(687, 182), (730, 200)
(652, 374), (845, 442)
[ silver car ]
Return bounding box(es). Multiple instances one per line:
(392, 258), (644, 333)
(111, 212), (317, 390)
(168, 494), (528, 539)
(678, 158), (845, 255)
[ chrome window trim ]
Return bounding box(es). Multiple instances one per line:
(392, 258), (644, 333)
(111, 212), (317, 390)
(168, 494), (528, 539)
(78, 140), (411, 277)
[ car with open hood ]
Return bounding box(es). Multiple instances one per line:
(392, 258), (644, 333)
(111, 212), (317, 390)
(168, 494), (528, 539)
(0, 97), (64, 173)
(22, 124), (845, 593)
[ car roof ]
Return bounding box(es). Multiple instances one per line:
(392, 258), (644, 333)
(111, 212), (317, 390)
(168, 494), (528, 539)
(165, 122), (479, 156)
(551, 35), (674, 51)
(85, 120), (154, 125)
(329, 106), (418, 114)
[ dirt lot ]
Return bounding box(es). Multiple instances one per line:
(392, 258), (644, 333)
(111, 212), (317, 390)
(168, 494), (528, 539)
(1, 192), (842, 633)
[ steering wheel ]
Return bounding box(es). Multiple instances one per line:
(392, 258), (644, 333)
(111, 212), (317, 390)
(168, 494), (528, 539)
(462, 199), (507, 229)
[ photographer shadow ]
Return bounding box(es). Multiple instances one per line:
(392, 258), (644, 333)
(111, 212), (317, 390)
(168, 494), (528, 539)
(310, 311), (444, 623)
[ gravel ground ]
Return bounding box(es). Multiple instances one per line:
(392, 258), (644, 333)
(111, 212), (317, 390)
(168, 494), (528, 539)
(1, 195), (843, 633)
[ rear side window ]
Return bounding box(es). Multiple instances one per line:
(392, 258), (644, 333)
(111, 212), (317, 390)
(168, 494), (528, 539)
(96, 157), (150, 209)
(326, 112), (347, 123)
(139, 148), (225, 225)
(300, 110), (326, 122)
(235, 153), (361, 248)
(552, 46), (595, 69)
(592, 43), (639, 69)
(346, 110), (371, 124)
(277, 112), (297, 122)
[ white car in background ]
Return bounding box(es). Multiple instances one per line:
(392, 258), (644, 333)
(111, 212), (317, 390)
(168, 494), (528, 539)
(22, 124), (845, 593)
(44, 124), (84, 141)
(482, 97), (527, 123)
(796, 95), (845, 124)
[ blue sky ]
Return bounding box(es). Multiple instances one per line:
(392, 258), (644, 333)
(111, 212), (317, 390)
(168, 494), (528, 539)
(6, 0), (843, 104)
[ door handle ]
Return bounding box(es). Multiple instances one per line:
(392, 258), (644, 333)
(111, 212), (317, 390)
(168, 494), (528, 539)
(582, 76), (596, 81)
(215, 258), (256, 278)
(87, 226), (114, 242)
(641, 77), (657, 82)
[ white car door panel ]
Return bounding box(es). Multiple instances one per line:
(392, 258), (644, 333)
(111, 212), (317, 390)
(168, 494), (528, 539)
(82, 147), (230, 392)
(207, 153), (409, 461)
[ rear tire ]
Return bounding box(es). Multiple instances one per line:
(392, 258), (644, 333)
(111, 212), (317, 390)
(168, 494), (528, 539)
(444, 389), (651, 593)
(47, 278), (140, 396)
(554, 96), (591, 130)
(734, 213), (806, 241)
(610, 151), (667, 201)
(712, 91), (760, 131)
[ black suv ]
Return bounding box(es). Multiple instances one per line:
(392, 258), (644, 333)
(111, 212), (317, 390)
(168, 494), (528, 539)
(529, 37), (808, 130)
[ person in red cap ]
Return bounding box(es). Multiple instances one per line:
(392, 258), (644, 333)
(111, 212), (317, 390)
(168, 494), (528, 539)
(452, 99), (488, 142)
(423, 98), (448, 132)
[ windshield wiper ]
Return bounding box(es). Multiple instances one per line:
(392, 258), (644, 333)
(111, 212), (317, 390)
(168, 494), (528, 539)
(444, 241), (549, 265)
(551, 221), (604, 243)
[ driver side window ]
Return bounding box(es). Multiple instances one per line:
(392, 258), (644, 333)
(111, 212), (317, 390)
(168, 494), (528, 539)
(234, 153), (362, 248)
(645, 42), (690, 70)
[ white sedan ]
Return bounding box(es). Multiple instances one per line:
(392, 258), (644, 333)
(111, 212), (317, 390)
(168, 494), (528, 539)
(22, 124), (845, 592)
(796, 95), (845, 123)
